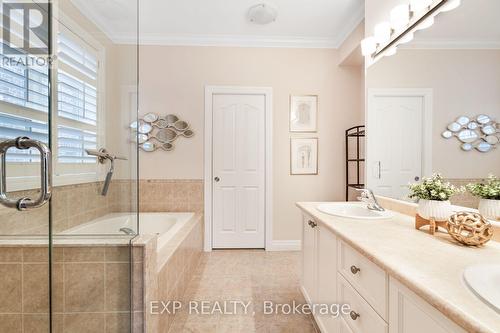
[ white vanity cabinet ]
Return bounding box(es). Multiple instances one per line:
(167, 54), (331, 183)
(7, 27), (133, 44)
(389, 277), (466, 333)
(301, 214), (339, 332)
(300, 213), (467, 333)
(302, 214), (318, 303)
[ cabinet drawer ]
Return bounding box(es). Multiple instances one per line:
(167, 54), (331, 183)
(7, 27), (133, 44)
(338, 241), (388, 320)
(338, 273), (388, 333)
(338, 317), (355, 333)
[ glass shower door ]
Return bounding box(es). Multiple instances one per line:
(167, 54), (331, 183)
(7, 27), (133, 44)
(0, 0), (52, 331)
(1, 0), (139, 331)
(49, 1), (139, 332)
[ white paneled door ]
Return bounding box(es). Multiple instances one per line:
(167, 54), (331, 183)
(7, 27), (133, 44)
(367, 90), (431, 200)
(212, 94), (266, 248)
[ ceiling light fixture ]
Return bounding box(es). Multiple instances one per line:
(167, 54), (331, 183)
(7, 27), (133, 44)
(248, 3), (278, 25)
(374, 22), (392, 44)
(361, 0), (462, 62)
(390, 4), (410, 32)
(410, 0), (432, 14)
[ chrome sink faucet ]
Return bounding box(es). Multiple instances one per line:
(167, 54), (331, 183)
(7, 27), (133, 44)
(355, 188), (385, 212)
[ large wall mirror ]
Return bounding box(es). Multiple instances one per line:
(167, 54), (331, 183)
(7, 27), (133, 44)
(365, 0), (500, 208)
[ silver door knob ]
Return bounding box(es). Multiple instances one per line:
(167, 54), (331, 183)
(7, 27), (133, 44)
(214, 177), (220, 182)
(350, 311), (360, 320)
(414, 176), (420, 181)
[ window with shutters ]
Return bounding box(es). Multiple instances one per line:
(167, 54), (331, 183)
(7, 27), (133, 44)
(0, 16), (105, 190)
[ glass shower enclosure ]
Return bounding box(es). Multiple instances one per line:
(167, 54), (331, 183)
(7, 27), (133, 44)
(0, 0), (138, 331)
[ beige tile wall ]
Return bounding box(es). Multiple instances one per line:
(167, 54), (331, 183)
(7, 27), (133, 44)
(0, 180), (136, 235)
(138, 180), (203, 214)
(0, 179), (201, 236)
(0, 245), (132, 333)
(133, 215), (203, 333)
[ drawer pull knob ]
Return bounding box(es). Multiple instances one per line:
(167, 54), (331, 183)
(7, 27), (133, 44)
(308, 220), (317, 228)
(350, 265), (361, 274)
(350, 311), (360, 320)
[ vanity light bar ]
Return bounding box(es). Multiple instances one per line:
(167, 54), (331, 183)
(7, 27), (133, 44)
(361, 0), (461, 60)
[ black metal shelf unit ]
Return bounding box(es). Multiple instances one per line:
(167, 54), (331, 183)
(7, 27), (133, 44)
(345, 126), (365, 200)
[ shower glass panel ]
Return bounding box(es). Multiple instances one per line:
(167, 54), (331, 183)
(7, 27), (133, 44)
(0, 0), (138, 331)
(0, 0), (52, 331)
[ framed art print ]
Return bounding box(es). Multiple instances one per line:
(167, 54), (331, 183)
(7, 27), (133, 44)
(290, 138), (318, 175)
(290, 95), (318, 132)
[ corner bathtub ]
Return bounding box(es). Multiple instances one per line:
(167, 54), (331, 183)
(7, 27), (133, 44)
(58, 212), (195, 249)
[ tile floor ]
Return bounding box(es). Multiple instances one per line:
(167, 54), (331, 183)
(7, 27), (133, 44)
(168, 250), (317, 333)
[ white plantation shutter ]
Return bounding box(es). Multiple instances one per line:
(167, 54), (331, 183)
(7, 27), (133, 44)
(56, 30), (100, 164)
(57, 125), (97, 164)
(0, 14), (50, 162)
(0, 112), (48, 162)
(0, 16), (104, 186)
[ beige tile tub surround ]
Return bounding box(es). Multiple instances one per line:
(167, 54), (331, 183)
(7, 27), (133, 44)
(138, 179), (204, 214)
(297, 202), (500, 333)
(0, 245), (132, 333)
(132, 213), (203, 333)
(0, 180), (135, 235)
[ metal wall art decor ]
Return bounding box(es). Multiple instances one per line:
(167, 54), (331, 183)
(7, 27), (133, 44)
(441, 115), (499, 153)
(130, 113), (194, 152)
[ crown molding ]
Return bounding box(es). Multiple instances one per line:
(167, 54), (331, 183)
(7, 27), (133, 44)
(113, 34), (339, 48)
(71, 0), (365, 49)
(400, 39), (500, 49)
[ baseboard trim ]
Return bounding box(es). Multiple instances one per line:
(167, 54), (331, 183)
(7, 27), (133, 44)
(267, 240), (301, 251)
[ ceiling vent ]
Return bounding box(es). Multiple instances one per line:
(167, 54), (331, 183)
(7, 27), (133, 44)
(247, 3), (278, 25)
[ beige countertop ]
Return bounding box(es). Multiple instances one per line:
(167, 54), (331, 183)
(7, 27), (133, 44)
(296, 202), (500, 333)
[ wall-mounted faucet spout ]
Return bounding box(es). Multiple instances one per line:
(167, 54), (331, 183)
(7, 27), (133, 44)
(85, 148), (127, 196)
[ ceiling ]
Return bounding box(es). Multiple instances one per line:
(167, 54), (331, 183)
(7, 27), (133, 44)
(410, 0), (500, 48)
(70, 0), (364, 48)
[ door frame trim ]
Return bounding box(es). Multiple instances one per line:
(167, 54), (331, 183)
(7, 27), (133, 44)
(366, 88), (433, 189)
(204, 86), (273, 252)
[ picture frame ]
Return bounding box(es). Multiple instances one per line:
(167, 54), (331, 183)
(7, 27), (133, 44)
(290, 138), (318, 175)
(290, 95), (318, 132)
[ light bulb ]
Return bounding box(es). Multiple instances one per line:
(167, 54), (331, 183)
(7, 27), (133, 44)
(415, 16), (435, 30)
(410, 0), (432, 13)
(399, 32), (414, 44)
(390, 4), (410, 32)
(441, 0), (461, 12)
(374, 22), (392, 45)
(385, 47), (397, 57)
(361, 37), (377, 56)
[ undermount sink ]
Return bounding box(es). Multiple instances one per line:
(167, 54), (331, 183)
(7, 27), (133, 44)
(316, 202), (394, 220)
(463, 264), (500, 313)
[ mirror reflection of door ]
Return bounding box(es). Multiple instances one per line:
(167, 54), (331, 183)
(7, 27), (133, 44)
(367, 90), (431, 200)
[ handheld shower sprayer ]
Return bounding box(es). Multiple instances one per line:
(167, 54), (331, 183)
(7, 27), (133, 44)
(85, 148), (127, 196)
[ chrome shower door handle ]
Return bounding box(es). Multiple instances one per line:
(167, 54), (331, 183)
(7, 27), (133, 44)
(0, 137), (52, 211)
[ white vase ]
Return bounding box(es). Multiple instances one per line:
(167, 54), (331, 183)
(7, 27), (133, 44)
(478, 199), (500, 221)
(417, 199), (453, 221)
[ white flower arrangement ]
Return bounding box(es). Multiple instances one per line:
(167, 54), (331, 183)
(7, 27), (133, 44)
(408, 173), (463, 201)
(466, 175), (500, 200)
